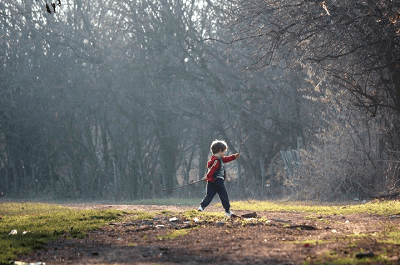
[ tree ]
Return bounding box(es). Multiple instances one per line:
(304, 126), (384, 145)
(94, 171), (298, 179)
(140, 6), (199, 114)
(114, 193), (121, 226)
(227, 0), (400, 195)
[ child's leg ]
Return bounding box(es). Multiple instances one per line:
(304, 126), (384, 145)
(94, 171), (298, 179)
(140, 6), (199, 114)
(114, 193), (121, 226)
(200, 181), (217, 209)
(214, 178), (230, 212)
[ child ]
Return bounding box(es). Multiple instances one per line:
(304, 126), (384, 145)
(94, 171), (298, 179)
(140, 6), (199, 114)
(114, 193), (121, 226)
(198, 140), (240, 217)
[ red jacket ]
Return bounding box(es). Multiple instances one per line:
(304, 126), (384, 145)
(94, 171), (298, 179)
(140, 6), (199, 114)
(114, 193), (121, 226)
(205, 155), (237, 182)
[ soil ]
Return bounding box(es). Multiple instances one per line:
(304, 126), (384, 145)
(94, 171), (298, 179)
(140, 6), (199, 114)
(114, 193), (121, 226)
(17, 204), (400, 265)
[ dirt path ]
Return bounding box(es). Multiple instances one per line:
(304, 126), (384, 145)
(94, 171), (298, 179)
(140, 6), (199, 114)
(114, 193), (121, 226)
(18, 204), (400, 264)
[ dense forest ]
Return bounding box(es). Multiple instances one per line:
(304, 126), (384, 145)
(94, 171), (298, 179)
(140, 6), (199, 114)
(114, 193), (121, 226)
(0, 0), (399, 201)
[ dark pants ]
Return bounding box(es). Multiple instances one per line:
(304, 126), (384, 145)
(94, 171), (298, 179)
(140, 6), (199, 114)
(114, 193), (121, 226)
(200, 178), (230, 212)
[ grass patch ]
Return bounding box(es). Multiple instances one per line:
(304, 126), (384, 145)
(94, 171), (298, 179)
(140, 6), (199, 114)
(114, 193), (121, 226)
(0, 202), (128, 264)
(128, 198), (200, 206)
(230, 200), (400, 215)
(182, 210), (224, 221)
(156, 229), (191, 240)
(128, 211), (155, 221)
(379, 230), (400, 244)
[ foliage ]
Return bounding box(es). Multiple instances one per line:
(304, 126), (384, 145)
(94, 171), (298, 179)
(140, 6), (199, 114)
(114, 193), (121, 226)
(0, 0), (311, 201)
(228, 0), (400, 198)
(287, 87), (385, 200)
(1, 0), (400, 202)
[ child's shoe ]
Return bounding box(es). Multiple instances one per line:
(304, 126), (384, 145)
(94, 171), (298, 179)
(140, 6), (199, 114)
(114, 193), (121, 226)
(225, 211), (233, 217)
(198, 206), (204, 212)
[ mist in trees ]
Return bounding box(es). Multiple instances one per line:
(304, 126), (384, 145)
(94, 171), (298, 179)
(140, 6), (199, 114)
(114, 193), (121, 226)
(0, 0), (398, 201)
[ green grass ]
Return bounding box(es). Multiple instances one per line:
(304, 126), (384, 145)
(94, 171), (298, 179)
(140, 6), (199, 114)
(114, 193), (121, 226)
(156, 228), (192, 240)
(379, 230), (400, 244)
(128, 211), (155, 221)
(0, 202), (129, 264)
(128, 198), (201, 206)
(230, 200), (400, 215)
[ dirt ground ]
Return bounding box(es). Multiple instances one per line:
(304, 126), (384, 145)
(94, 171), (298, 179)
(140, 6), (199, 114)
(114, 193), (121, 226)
(18, 204), (400, 265)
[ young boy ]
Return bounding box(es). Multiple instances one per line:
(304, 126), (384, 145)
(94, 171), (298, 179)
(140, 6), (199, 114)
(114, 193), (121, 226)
(198, 140), (240, 217)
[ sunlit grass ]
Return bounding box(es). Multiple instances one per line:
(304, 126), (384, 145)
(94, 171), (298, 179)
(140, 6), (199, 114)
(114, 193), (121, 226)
(380, 231), (400, 244)
(0, 202), (67, 216)
(128, 198), (201, 206)
(155, 229), (192, 240)
(230, 200), (400, 215)
(378, 227), (400, 245)
(182, 209), (225, 222)
(0, 202), (128, 264)
(128, 211), (155, 221)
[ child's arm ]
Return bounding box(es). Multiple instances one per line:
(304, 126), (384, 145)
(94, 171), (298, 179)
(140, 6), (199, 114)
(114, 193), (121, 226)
(222, 153), (240, 163)
(206, 159), (221, 179)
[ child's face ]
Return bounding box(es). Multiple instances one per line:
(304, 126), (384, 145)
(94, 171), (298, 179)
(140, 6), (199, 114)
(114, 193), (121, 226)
(217, 148), (226, 157)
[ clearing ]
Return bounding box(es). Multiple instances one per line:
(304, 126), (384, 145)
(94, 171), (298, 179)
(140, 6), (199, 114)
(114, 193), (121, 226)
(3, 200), (400, 264)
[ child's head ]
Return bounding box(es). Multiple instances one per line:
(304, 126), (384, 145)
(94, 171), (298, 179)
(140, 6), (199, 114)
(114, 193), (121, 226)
(210, 140), (228, 155)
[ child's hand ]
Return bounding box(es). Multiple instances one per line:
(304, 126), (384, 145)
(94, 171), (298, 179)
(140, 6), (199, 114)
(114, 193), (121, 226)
(235, 153), (240, 159)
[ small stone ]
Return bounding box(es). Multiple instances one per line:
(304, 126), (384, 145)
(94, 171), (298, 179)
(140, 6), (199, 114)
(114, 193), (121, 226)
(241, 212), (257, 218)
(355, 251), (374, 259)
(8, 229), (17, 235)
(169, 217), (179, 222)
